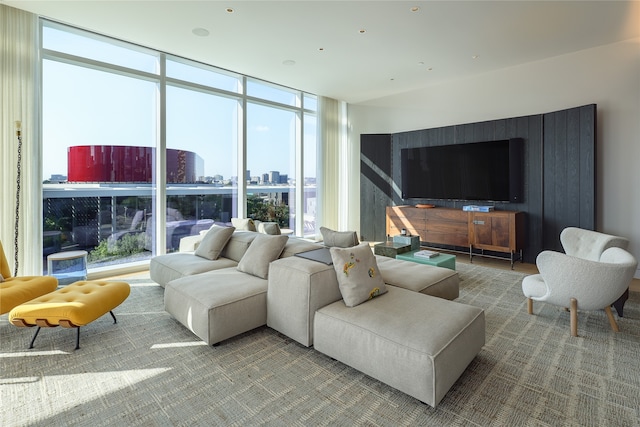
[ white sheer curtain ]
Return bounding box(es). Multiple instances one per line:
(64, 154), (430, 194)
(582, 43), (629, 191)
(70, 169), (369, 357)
(0, 5), (41, 275)
(317, 96), (349, 239)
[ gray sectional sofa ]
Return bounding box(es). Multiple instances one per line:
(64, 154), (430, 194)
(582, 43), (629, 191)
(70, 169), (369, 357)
(150, 227), (485, 407)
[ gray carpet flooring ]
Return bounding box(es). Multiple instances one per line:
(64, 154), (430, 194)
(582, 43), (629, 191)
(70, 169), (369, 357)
(1, 263), (639, 426)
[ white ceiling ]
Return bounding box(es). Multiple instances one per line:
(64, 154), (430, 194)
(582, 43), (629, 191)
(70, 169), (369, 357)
(5, 0), (640, 104)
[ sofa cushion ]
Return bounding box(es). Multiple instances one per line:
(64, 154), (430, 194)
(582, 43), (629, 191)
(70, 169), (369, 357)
(374, 255), (459, 300)
(231, 217), (256, 231)
(194, 225), (235, 260)
(220, 231), (259, 262)
(329, 243), (387, 307)
(320, 226), (359, 248)
(237, 234), (288, 279)
(280, 237), (323, 258)
(150, 253), (238, 287)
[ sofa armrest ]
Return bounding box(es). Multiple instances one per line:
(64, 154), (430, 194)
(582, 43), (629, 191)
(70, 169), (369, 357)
(267, 256), (342, 347)
(178, 234), (203, 252)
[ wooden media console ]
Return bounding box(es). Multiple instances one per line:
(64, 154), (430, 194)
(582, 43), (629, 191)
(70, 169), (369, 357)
(386, 206), (525, 268)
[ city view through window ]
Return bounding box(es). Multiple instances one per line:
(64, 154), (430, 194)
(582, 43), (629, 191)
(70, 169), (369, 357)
(41, 21), (318, 273)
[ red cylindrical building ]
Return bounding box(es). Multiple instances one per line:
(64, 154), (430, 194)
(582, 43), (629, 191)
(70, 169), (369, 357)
(67, 145), (202, 183)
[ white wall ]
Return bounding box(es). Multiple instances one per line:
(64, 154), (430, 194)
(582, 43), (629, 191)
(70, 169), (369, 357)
(347, 38), (640, 276)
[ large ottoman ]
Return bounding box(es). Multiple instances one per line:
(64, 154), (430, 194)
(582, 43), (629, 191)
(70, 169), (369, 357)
(267, 255), (460, 347)
(164, 268), (268, 345)
(313, 286), (485, 407)
(9, 280), (130, 349)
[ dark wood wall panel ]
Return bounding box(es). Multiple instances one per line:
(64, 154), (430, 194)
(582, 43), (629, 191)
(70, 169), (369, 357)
(360, 104), (595, 264)
(542, 105), (596, 252)
(360, 134), (392, 242)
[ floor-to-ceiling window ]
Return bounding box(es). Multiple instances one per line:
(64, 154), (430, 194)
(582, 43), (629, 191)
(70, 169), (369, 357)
(41, 20), (317, 273)
(303, 94), (318, 238)
(165, 58), (240, 252)
(42, 22), (159, 269)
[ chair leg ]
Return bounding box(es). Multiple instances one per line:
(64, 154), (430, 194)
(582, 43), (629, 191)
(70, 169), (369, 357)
(604, 306), (620, 333)
(570, 298), (578, 337)
(527, 298), (533, 314)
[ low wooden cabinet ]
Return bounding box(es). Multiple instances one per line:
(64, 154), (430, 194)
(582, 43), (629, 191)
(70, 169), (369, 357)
(386, 206), (525, 268)
(468, 211), (525, 267)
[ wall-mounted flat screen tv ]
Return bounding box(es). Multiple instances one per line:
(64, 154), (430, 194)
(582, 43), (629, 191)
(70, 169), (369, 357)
(400, 138), (523, 202)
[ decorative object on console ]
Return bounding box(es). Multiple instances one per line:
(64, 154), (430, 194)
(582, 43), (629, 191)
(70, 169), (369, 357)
(320, 226), (359, 248)
(462, 205), (494, 212)
(330, 243), (387, 307)
(415, 204), (435, 209)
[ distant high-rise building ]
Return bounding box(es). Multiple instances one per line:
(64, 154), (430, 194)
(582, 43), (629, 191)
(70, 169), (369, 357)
(269, 171), (280, 185)
(279, 174), (288, 184)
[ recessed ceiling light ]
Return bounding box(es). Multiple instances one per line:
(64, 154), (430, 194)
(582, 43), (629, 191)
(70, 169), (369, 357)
(359, 29), (366, 34)
(192, 28), (210, 37)
(472, 55), (480, 59)
(282, 60), (296, 66)
(427, 67), (433, 71)
(226, 8), (234, 13)
(410, 6), (420, 12)
(318, 47), (325, 52)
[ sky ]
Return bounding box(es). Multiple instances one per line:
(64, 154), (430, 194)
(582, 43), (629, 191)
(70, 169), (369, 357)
(41, 25), (316, 182)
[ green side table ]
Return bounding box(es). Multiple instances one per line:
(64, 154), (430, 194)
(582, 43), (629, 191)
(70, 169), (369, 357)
(395, 250), (456, 270)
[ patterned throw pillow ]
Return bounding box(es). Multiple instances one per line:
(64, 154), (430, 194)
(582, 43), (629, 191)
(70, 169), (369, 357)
(194, 225), (235, 260)
(320, 226), (359, 248)
(329, 243), (387, 307)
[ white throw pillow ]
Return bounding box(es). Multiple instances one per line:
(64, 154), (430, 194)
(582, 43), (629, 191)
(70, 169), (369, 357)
(330, 243), (387, 307)
(258, 222), (281, 235)
(231, 217), (256, 231)
(237, 234), (288, 279)
(194, 225), (235, 260)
